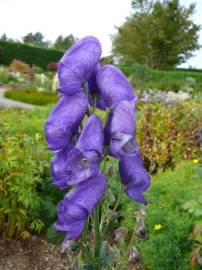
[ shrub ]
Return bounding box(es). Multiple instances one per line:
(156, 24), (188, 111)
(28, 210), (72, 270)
(137, 102), (202, 173)
(0, 107), (65, 240)
(128, 63), (150, 89)
(0, 66), (10, 84)
(121, 161), (199, 270)
(0, 108), (49, 238)
(5, 89), (59, 106)
(9, 59), (33, 77)
(0, 40), (64, 69)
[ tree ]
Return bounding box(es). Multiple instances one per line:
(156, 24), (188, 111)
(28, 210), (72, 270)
(53, 34), (77, 51)
(22, 32), (51, 47)
(112, 0), (201, 69)
(0, 33), (8, 41)
(0, 33), (15, 42)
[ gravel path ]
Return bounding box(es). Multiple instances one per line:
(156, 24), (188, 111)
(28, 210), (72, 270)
(0, 87), (33, 109)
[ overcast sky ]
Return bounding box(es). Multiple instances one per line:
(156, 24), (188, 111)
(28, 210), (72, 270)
(0, 0), (202, 68)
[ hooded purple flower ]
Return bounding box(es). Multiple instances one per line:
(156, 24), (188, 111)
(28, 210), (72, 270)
(58, 36), (102, 95)
(97, 65), (137, 109)
(88, 64), (107, 111)
(54, 174), (106, 241)
(65, 115), (104, 185)
(51, 115), (104, 187)
(44, 92), (88, 151)
(119, 150), (150, 205)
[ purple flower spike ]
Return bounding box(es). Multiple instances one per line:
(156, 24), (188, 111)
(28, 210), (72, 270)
(88, 64), (107, 110)
(97, 65), (137, 109)
(54, 174), (106, 242)
(110, 100), (137, 157)
(44, 92), (88, 151)
(119, 151), (150, 204)
(65, 115), (104, 185)
(58, 36), (102, 95)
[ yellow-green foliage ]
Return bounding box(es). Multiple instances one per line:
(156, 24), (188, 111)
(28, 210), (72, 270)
(0, 107), (51, 238)
(137, 101), (202, 173)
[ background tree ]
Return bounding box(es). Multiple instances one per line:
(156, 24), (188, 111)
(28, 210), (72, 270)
(53, 34), (77, 51)
(0, 33), (8, 41)
(112, 0), (201, 69)
(22, 32), (51, 47)
(0, 33), (15, 42)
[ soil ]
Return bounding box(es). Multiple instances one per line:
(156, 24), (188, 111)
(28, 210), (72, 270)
(0, 235), (70, 270)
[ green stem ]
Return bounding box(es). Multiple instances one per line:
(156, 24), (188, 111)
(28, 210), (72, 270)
(112, 181), (123, 213)
(94, 205), (101, 269)
(83, 218), (89, 243)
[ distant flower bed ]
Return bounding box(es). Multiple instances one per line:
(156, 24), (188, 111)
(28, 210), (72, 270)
(4, 89), (59, 106)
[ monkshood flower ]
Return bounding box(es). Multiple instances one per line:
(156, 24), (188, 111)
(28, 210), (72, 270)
(64, 115), (104, 185)
(58, 36), (102, 95)
(97, 65), (137, 109)
(54, 174), (106, 241)
(45, 92), (88, 151)
(88, 64), (107, 110)
(51, 115), (103, 188)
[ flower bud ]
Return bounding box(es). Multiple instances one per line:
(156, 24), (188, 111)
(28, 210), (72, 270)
(133, 209), (147, 218)
(69, 241), (80, 252)
(107, 165), (114, 178)
(135, 218), (147, 240)
(114, 227), (129, 242)
(60, 241), (72, 254)
(128, 246), (141, 263)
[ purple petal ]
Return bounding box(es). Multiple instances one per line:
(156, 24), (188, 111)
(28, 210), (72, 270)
(54, 199), (87, 240)
(110, 100), (136, 157)
(51, 144), (73, 189)
(44, 92), (88, 151)
(97, 65), (137, 109)
(57, 64), (83, 95)
(60, 36), (102, 81)
(119, 151), (150, 205)
(54, 174), (106, 241)
(65, 148), (99, 185)
(88, 64), (107, 110)
(77, 115), (104, 155)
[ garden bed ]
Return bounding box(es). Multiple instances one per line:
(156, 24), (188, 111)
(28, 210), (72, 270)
(0, 236), (69, 270)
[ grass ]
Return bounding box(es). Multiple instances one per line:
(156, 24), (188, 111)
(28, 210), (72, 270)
(120, 160), (200, 270)
(4, 89), (59, 106)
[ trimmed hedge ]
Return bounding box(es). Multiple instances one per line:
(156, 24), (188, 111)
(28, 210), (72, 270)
(0, 40), (64, 69)
(5, 89), (58, 106)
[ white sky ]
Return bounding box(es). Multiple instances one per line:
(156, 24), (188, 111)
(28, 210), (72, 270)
(0, 0), (201, 68)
